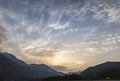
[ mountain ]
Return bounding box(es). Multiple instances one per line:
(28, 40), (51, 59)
(0, 52), (120, 80)
(29, 64), (63, 78)
(0, 52), (63, 81)
(80, 62), (120, 80)
(43, 62), (120, 80)
(0, 52), (32, 81)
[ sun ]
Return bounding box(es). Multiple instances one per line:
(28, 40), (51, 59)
(52, 53), (64, 65)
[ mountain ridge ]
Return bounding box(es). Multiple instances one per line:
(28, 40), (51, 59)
(80, 61), (120, 79)
(0, 52), (120, 80)
(0, 52), (63, 81)
(43, 61), (120, 80)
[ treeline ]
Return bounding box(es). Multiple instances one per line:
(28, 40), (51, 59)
(42, 74), (84, 81)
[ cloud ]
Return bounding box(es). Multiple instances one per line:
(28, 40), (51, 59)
(24, 47), (58, 57)
(85, 48), (98, 53)
(49, 22), (70, 30)
(0, 5), (54, 53)
(82, 39), (98, 45)
(51, 64), (83, 73)
(18, 48), (58, 65)
(0, 25), (5, 41)
(62, 38), (97, 48)
(0, 26), (4, 51)
(51, 66), (69, 72)
(62, 28), (78, 34)
(100, 32), (120, 52)
(0, 25), (8, 51)
(92, 0), (120, 23)
(51, 60), (87, 72)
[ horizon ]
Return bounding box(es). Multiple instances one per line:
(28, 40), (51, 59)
(0, 51), (119, 73)
(0, 0), (120, 73)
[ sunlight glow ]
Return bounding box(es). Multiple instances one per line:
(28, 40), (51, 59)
(52, 53), (64, 65)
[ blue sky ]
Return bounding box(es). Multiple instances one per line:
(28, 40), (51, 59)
(0, 0), (120, 72)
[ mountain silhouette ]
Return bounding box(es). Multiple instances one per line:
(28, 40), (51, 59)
(0, 52), (120, 80)
(43, 62), (120, 80)
(80, 62), (120, 80)
(0, 52), (63, 81)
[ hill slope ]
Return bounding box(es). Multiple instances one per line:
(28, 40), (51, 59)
(81, 62), (120, 80)
(0, 52), (63, 81)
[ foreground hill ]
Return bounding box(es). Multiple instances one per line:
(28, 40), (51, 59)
(0, 52), (63, 81)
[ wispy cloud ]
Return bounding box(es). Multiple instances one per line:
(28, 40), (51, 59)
(91, 0), (120, 23)
(49, 22), (70, 30)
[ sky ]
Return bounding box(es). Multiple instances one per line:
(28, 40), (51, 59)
(0, 0), (120, 73)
